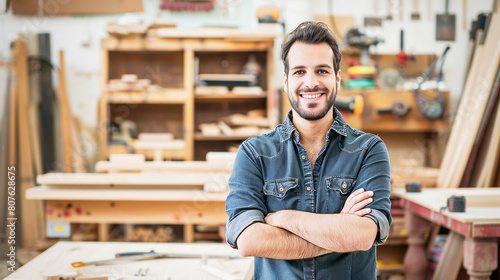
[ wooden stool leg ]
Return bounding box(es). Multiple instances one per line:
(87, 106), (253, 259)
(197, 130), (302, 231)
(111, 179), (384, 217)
(403, 207), (432, 280)
(463, 237), (498, 280)
(184, 224), (194, 243)
(98, 223), (109, 241)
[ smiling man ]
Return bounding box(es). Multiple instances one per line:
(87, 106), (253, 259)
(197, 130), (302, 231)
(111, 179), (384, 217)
(225, 21), (392, 280)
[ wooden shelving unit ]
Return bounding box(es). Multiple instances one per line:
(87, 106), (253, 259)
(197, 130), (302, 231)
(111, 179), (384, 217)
(99, 32), (277, 161)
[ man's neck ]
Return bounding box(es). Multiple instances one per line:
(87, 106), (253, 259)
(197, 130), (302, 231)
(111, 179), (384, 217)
(292, 108), (334, 146)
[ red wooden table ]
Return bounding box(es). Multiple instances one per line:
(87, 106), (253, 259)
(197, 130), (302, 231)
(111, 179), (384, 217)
(393, 188), (500, 280)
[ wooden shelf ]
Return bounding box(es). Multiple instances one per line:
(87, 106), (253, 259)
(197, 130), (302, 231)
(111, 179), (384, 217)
(106, 89), (187, 104)
(194, 133), (256, 141)
(99, 34), (276, 161)
(195, 93), (267, 101)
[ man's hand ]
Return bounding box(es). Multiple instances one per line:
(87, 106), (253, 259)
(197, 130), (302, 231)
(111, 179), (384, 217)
(340, 188), (373, 216)
(265, 210), (288, 228)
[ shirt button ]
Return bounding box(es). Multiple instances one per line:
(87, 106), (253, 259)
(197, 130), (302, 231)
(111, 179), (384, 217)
(301, 155), (306, 160)
(306, 186), (311, 191)
(342, 181), (347, 189)
(279, 185), (284, 192)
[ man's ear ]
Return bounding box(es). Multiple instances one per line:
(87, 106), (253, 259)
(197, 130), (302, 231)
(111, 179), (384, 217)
(283, 72), (288, 92)
(337, 70), (342, 89)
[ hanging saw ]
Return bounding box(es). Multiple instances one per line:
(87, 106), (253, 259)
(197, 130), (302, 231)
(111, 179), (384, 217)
(412, 46), (450, 119)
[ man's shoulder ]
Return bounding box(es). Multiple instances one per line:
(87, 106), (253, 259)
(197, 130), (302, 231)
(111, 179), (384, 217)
(240, 125), (284, 158)
(341, 124), (384, 152)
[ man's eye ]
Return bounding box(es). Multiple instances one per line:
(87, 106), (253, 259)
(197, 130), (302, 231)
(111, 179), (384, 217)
(294, 70), (305, 75)
(318, 69), (328, 74)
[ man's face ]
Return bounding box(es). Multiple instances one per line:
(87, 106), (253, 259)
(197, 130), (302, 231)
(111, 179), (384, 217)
(283, 41), (340, 121)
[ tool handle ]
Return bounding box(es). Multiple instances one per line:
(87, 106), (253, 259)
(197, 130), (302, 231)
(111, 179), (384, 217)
(335, 95), (364, 115)
(115, 250), (155, 258)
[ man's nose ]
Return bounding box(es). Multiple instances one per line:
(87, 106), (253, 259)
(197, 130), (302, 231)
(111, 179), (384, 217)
(304, 72), (319, 88)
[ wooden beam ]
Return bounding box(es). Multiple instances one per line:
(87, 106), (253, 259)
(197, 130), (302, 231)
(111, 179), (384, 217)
(12, 39), (44, 247)
(431, 231), (464, 280)
(57, 50), (72, 172)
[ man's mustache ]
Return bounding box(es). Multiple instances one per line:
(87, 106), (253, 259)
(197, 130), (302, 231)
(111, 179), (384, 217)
(296, 86), (328, 94)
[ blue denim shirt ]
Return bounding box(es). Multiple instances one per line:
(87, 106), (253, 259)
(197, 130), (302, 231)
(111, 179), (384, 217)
(225, 108), (392, 280)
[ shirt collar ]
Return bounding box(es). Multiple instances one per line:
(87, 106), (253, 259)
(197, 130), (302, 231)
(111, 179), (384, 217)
(280, 107), (348, 142)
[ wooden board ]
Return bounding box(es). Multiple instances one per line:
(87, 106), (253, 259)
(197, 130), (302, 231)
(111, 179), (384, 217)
(438, 14), (500, 188)
(12, 39), (45, 247)
(95, 160), (232, 173)
(3, 241), (252, 280)
(460, 67), (500, 186)
(431, 231), (464, 280)
(26, 187), (227, 202)
(469, 91), (500, 187)
(57, 50), (72, 172)
(36, 172), (230, 192)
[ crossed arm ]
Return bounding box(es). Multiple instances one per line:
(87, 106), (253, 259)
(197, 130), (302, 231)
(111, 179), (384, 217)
(236, 188), (378, 259)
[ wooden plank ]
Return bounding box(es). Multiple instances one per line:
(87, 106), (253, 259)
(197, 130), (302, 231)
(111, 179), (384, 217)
(184, 48), (194, 161)
(44, 200), (227, 224)
(70, 116), (87, 172)
(57, 50), (72, 172)
(36, 172), (230, 192)
(26, 187), (228, 201)
(431, 231), (464, 280)
(12, 39), (45, 247)
(470, 89), (500, 187)
(460, 67), (500, 186)
(438, 14), (500, 188)
(95, 160), (232, 173)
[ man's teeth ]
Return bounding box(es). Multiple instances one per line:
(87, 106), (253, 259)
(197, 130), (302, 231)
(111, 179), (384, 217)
(302, 93), (322, 99)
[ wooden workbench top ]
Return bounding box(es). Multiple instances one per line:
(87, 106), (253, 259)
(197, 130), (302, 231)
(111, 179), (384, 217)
(393, 188), (500, 224)
(4, 241), (252, 280)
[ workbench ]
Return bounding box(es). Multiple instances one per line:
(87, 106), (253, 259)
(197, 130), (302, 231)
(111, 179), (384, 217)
(26, 187), (228, 242)
(393, 188), (500, 280)
(4, 241), (252, 280)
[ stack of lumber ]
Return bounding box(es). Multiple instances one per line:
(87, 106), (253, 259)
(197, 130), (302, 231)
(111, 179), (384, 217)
(431, 7), (499, 279)
(199, 110), (270, 137)
(133, 133), (187, 161)
(107, 74), (152, 91)
(438, 11), (500, 189)
(126, 225), (176, 242)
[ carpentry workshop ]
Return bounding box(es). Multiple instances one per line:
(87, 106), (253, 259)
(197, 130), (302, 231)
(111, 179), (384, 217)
(1, 0), (499, 279)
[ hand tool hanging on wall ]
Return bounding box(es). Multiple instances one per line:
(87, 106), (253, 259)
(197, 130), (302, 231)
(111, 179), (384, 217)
(412, 46), (450, 120)
(335, 95), (364, 116)
(397, 29), (413, 80)
(377, 100), (411, 118)
(436, 0), (456, 41)
(411, 0), (420, 20)
(386, 0), (393, 20)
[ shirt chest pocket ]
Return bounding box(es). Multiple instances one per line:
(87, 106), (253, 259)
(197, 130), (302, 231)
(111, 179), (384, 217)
(325, 176), (357, 213)
(263, 177), (300, 212)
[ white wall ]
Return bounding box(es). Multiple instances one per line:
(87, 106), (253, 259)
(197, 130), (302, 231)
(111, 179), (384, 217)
(0, 0), (494, 128)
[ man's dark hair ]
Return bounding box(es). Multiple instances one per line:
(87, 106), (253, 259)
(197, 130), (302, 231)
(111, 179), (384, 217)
(281, 21), (341, 76)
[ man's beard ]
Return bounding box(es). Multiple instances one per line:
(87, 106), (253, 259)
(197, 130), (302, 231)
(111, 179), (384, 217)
(288, 85), (337, 121)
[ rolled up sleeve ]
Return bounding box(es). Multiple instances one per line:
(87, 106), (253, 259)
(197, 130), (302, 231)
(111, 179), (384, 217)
(225, 142), (267, 249)
(365, 209), (390, 245)
(356, 137), (392, 246)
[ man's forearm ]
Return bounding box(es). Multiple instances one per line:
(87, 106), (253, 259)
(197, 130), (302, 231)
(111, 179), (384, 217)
(236, 222), (332, 259)
(267, 210), (378, 252)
